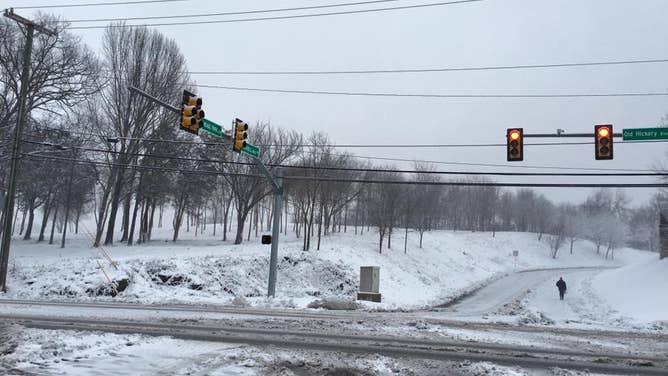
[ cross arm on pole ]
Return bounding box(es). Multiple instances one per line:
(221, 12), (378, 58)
(3, 8), (56, 36)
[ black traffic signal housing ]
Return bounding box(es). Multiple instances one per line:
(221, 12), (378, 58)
(261, 235), (272, 244)
(594, 124), (613, 160)
(233, 118), (248, 153)
(180, 90), (204, 135)
(507, 128), (523, 161)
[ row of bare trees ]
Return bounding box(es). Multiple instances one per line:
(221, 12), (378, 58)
(1, 16), (664, 256)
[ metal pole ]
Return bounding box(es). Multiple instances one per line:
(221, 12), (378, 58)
(267, 169), (283, 297)
(0, 24), (34, 292)
(61, 148), (75, 249)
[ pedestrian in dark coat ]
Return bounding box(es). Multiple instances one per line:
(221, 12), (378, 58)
(556, 277), (567, 300)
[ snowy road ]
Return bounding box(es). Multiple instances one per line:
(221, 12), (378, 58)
(439, 266), (610, 318)
(2, 313), (667, 375)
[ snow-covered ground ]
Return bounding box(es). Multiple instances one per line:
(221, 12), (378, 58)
(1, 224), (662, 322)
(1, 223), (666, 376)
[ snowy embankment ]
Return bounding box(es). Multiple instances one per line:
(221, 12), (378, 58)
(1, 226), (656, 313)
(592, 258), (668, 324)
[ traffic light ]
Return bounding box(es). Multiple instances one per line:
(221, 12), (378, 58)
(594, 124), (613, 160)
(506, 128), (523, 161)
(233, 118), (248, 153)
(180, 90), (204, 135)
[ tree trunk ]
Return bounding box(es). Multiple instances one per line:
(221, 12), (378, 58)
(37, 196), (52, 242)
(23, 202), (35, 241)
(75, 205), (81, 234)
(233, 207), (250, 245)
(120, 191), (132, 242)
(317, 209), (323, 251)
(19, 207), (27, 235)
(104, 165), (126, 245)
(148, 200), (156, 242)
(172, 194), (187, 242)
(48, 204), (59, 244)
(128, 196), (140, 245)
(404, 226), (408, 254)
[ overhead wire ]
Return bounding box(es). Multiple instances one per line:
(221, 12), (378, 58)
(186, 58), (668, 76)
(66, 0), (485, 29)
(21, 139), (668, 177)
(20, 153), (667, 188)
(192, 84), (668, 99)
(21, 128), (662, 172)
(66, 0), (406, 22)
(11, 0), (188, 9)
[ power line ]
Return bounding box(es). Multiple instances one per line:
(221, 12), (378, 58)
(22, 139), (668, 177)
(21, 153), (666, 188)
(21, 153), (262, 179)
(193, 84), (668, 99)
(21, 129), (659, 172)
(27, 126), (668, 149)
(67, 0), (485, 29)
(11, 0), (188, 10)
(67, 0), (405, 22)
(282, 174), (668, 188)
(186, 58), (668, 76)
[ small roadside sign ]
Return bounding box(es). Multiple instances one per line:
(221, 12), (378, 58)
(622, 127), (668, 141)
(241, 143), (260, 158)
(201, 119), (222, 137)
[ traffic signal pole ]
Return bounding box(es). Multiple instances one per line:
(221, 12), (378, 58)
(0, 9), (55, 292)
(128, 85), (284, 297)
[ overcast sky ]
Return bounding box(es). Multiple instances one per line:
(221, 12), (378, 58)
(4, 0), (668, 206)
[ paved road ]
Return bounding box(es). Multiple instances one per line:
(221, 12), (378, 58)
(2, 313), (666, 375)
(440, 266), (609, 317)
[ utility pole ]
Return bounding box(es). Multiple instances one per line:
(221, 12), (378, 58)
(0, 9), (56, 292)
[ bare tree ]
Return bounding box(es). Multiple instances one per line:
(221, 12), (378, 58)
(92, 24), (190, 246)
(224, 123), (301, 245)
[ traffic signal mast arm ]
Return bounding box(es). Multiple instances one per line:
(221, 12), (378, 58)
(128, 86), (232, 141)
(116, 87), (282, 298)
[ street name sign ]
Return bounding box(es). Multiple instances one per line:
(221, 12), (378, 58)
(622, 127), (668, 141)
(241, 143), (260, 158)
(201, 119), (222, 137)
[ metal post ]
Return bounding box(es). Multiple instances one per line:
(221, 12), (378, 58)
(0, 24), (34, 292)
(267, 169), (283, 297)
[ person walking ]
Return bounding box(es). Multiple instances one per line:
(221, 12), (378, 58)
(556, 277), (567, 300)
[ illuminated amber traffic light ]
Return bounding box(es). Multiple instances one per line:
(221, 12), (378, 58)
(180, 90), (204, 135)
(233, 118), (248, 153)
(594, 124), (613, 160)
(507, 128), (523, 161)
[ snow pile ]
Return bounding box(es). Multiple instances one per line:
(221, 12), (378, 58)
(1, 228), (652, 310)
(591, 258), (668, 325)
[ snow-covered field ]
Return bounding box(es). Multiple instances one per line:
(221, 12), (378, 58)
(2, 223), (664, 324)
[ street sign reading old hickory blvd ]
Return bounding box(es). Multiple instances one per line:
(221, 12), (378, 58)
(622, 127), (668, 141)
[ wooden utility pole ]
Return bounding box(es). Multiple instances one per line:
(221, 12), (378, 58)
(0, 9), (56, 292)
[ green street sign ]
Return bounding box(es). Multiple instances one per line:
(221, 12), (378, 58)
(622, 127), (668, 141)
(241, 143), (260, 158)
(201, 118), (222, 137)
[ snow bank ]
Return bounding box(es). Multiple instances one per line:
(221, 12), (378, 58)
(592, 258), (668, 324)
